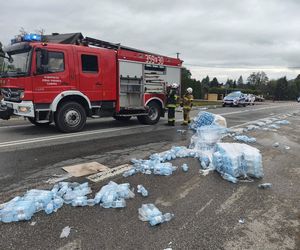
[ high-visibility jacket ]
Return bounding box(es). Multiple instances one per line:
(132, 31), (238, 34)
(166, 89), (178, 108)
(182, 93), (194, 110)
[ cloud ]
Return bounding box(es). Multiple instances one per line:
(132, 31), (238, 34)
(1, 0), (300, 81)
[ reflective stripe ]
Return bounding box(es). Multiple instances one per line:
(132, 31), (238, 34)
(168, 118), (175, 121)
(167, 104), (176, 108)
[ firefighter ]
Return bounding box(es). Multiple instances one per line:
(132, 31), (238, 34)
(181, 87), (194, 125)
(166, 83), (179, 126)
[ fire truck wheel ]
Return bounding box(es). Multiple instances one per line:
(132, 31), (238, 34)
(137, 102), (161, 125)
(113, 116), (132, 121)
(55, 102), (87, 133)
(28, 117), (51, 126)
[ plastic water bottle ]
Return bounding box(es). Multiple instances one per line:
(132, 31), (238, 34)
(163, 213), (174, 222)
(149, 215), (164, 226)
(123, 168), (136, 177)
(111, 199), (126, 208)
(45, 202), (54, 214)
(181, 164), (188, 172)
(258, 183), (272, 189)
(87, 199), (95, 206)
(137, 185), (148, 197)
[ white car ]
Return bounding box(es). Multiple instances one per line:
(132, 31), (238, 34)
(245, 94), (255, 105)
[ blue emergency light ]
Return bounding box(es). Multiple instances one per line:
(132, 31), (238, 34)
(23, 33), (42, 42)
(11, 33), (42, 44)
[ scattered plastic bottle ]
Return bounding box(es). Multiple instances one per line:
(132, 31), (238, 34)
(181, 164), (188, 172)
(111, 199), (126, 208)
(149, 215), (164, 226)
(163, 213), (174, 222)
(258, 183), (272, 189)
(45, 202), (54, 215)
(137, 185), (149, 197)
(122, 168), (136, 177)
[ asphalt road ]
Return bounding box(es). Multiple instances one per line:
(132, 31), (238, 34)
(0, 101), (299, 250)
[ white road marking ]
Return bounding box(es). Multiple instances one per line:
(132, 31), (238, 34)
(0, 125), (147, 148)
(195, 199), (213, 216)
(0, 124), (32, 129)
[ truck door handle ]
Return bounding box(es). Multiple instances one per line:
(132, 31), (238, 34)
(96, 82), (102, 86)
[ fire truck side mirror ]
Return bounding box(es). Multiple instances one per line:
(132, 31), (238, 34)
(36, 48), (48, 74)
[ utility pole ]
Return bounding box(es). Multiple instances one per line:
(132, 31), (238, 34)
(176, 52), (180, 59)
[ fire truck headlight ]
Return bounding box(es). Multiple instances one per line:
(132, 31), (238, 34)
(18, 106), (31, 113)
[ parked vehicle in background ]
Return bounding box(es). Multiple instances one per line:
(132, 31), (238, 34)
(222, 91), (246, 107)
(255, 95), (265, 102)
(245, 94), (255, 105)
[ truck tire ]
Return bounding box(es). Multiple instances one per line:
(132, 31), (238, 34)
(113, 116), (131, 121)
(28, 117), (51, 126)
(137, 102), (161, 125)
(54, 102), (86, 133)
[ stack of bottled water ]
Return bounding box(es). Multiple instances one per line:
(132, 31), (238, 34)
(212, 143), (263, 183)
(138, 203), (174, 226)
(94, 181), (135, 208)
(190, 111), (227, 131)
(0, 188), (64, 223)
(0, 182), (95, 223)
(54, 182), (92, 207)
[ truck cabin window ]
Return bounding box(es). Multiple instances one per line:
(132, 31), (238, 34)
(36, 50), (65, 74)
(48, 52), (64, 73)
(81, 55), (99, 73)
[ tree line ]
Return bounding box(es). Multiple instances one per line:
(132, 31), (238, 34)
(181, 67), (300, 100)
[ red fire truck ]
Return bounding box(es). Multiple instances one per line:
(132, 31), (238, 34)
(0, 33), (182, 132)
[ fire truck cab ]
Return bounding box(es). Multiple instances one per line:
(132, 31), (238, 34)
(0, 33), (182, 132)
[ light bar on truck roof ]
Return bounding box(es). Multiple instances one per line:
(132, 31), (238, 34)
(11, 33), (42, 44)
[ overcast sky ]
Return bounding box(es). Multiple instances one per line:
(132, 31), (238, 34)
(1, 0), (300, 82)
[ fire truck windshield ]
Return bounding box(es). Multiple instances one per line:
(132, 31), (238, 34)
(0, 48), (32, 78)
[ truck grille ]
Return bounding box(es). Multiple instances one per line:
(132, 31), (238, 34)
(1, 88), (23, 102)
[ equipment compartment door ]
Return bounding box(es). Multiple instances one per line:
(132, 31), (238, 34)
(77, 52), (102, 101)
(119, 61), (143, 108)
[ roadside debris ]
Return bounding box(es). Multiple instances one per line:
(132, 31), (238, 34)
(94, 181), (135, 208)
(137, 185), (149, 197)
(238, 218), (245, 224)
(30, 221), (36, 226)
(176, 129), (186, 134)
(62, 162), (109, 177)
(138, 203), (174, 226)
(60, 226), (71, 238)
(275, 120), (290, 125)
(284, 145), (290, 150)
(199, 169), (212, 176)
(258, 183), (272, 189)
(234, 135), (256, 143)
(0, 181), (134, 223)
(181, 163), (189, 172)
(272, 142), (279, 148)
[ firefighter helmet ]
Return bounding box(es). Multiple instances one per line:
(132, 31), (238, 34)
(171, 83), (178, 89)
(187, 87), (193, 93)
